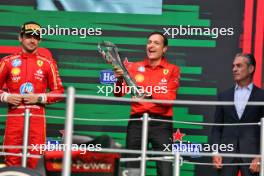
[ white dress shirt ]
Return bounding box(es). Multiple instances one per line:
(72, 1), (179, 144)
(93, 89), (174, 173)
(234, 83), (253, 119)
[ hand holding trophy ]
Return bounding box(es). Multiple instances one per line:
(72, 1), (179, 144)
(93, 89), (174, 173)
(98, 41), (145, 98)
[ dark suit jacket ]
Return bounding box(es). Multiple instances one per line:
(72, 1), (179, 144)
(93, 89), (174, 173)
(211, 85), (264, 163)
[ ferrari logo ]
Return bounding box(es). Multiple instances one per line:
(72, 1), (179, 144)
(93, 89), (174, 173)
(37, 60), (43, 67)
(163, 69), (169, 75)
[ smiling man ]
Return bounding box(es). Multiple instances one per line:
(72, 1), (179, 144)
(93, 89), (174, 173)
(211, 53), (264, 176)
(114, 31), (180, 176)
(0, 21), (64, 168)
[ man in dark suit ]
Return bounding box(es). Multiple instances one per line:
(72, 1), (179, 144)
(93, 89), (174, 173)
(211, 53), (264, 176)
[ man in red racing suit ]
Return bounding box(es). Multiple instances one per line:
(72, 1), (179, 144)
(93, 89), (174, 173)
(0, 21), (64, 168)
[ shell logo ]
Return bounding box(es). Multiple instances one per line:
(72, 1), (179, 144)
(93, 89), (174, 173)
(52, 162), (62, 169)
(11, 68), (21, 76)
(135, 74), (144, 82)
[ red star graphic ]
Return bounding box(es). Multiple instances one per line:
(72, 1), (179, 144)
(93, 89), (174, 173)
(173, 129), (185, 142)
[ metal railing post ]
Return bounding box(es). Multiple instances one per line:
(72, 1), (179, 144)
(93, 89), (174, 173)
(140, 113), (149, 176)
(260, 118), (264, 176)
(62, 87), (75, 176)
(173, 152), (180, 176)
(22, 108), (30, 167)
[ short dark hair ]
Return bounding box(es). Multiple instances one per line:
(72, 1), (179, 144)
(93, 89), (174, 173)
(235, 53), (256, 75)
(147, 31), (168, 46)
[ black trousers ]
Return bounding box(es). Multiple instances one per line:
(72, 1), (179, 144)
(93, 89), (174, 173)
(126, 114), (173, 176)
(217, 158), (259, 176)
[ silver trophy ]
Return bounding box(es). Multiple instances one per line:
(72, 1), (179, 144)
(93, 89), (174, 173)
(98, 41), (145, 98)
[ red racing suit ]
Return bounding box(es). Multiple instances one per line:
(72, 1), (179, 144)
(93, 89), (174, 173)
(0, 50), (64, 168)
(114, 58), (180, 117)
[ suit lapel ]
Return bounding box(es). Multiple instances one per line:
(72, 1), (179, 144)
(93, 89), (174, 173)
(228, 87), (240, 120)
